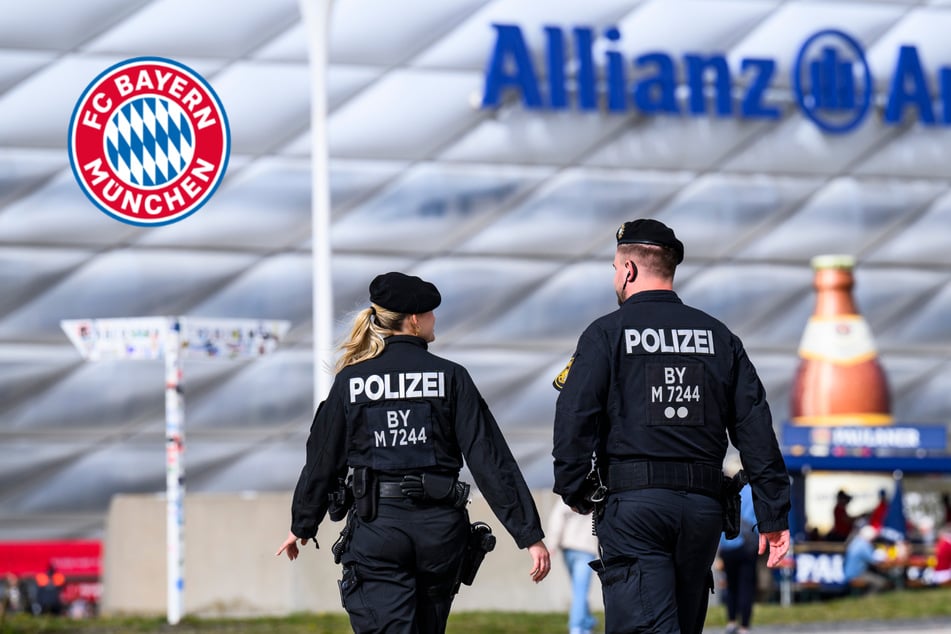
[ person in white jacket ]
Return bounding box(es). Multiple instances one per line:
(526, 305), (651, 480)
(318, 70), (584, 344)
(549, 502), (600, 634)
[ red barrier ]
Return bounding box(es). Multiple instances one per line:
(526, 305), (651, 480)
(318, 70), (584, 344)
(0, 540), (102, 604)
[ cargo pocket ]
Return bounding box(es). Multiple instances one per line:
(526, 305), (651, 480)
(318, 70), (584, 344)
(338, 564), (377, 630)
(590, 556), (654, 633)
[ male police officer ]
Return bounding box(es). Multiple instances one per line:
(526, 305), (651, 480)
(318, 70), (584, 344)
(552, 220), (790, 634)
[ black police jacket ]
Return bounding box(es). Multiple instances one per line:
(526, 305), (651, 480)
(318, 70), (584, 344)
(292, 335), (545, 548)
(553, 290), (790, 534)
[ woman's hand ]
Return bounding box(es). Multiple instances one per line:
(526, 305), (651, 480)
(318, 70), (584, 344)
(276, 530), (307, 561)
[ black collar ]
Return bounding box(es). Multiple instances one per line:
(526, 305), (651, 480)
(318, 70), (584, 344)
(385, 334), (429, 350)
(621, 289), (682, 307)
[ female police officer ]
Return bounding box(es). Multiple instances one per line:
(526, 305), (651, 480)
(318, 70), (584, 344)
(277, 271), (550, 633)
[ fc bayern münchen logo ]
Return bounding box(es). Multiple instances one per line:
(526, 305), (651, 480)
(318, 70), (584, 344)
(68, 57), (230, 226)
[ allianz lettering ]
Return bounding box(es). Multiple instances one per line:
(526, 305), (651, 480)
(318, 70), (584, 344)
(481, 25), (951, 133)
(374, 409), (428, 448)
(625, 328), (715, 355)
(349, 372), (445, 403)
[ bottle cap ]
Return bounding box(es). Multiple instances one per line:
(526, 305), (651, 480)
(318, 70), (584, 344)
(811, 254), (855, 270)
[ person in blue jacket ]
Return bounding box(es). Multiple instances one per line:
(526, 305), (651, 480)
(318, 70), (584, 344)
(718, 483), (759, 634)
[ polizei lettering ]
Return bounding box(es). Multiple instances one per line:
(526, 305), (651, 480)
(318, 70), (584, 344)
(625, 328), (715, 355)
(349, 372), (446, 403)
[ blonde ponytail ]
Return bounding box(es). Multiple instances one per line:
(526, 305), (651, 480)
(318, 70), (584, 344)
(335, 304), (406, 372)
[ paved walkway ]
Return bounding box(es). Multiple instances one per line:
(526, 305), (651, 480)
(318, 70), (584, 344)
(731, 618), (951, 633)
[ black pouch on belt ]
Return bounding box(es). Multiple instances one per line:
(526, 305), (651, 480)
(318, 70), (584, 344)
(721, 469), (748, 540)
(352, 467), (378, 522)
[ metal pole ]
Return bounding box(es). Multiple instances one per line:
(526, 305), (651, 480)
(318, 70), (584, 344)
(164, 318), (185, 624)
(300, 0), (336, 406)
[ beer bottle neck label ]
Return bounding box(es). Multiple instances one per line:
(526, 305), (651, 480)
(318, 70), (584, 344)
(797, 315), (878, 364)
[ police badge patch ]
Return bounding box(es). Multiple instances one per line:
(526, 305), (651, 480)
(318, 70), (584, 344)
(68, 57), (230, 226)
(552, 355), (575, 391)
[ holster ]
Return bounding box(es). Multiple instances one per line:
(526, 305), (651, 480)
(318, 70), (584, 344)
(721, 469), (749, 540)
(328, 474), (354, 522)
(454, 522), (496, 593)
(352, 467), (378, 522)
(421, 473), (455, 499)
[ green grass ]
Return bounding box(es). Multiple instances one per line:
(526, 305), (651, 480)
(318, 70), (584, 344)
(2, 587), (950, 633)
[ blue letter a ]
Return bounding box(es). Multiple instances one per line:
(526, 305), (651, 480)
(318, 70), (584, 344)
(885, 46), (935, 125)
(482, 24), (543, 109)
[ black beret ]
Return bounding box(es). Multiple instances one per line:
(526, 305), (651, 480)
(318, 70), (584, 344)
(616, 218), (684, 264)
(369, 272), (441, 314)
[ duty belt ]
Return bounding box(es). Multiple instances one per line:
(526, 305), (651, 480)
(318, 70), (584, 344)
(378, 481), (406, 498)
(608, 461), (723, 500)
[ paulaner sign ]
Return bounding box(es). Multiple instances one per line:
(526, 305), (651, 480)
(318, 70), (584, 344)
(481, 25), (951, 133)
(782, 423), (948, 452)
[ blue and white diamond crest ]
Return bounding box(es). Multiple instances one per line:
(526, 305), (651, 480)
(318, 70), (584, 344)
(104, 96), (195, 187)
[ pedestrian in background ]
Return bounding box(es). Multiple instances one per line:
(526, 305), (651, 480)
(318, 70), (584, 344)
(828, 489), (856, 541)
(552, 219), (790, 634)
(718, 479), (759, 634)
(548, 502), (599, 634)
(843, 524), (889, 594)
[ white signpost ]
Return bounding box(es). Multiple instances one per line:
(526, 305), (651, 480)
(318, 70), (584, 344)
(61, 316), (291, 625)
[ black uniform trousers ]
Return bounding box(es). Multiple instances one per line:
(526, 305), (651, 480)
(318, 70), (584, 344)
(339, 498), (469, 634)
(595, 489), (722, 634)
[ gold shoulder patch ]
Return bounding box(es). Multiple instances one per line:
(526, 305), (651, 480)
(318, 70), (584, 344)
(552, 355), (575, 391)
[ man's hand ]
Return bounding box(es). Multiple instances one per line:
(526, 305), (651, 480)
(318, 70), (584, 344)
(759, 529), (790, 568)
(527, 541), (551, 583)
(276, 530), (307, 561)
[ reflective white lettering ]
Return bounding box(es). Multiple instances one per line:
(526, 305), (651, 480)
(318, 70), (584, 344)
(349, 377), (365, 402)
(679, 329), (695, 353)
(405, 373), (422, 397)
(386, 411), (400, 428)
(641, 328), (659, 353)
(659, 329), (677, 352)
(422, 372), (439, 397)
(623, 328), (715, 355)
(364, 375), (384, 400)
(349, 372), (445, 403)
(625, 329), (640, 354)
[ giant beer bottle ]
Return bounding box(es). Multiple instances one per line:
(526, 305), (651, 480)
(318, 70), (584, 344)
(791, 254), (891, 426)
